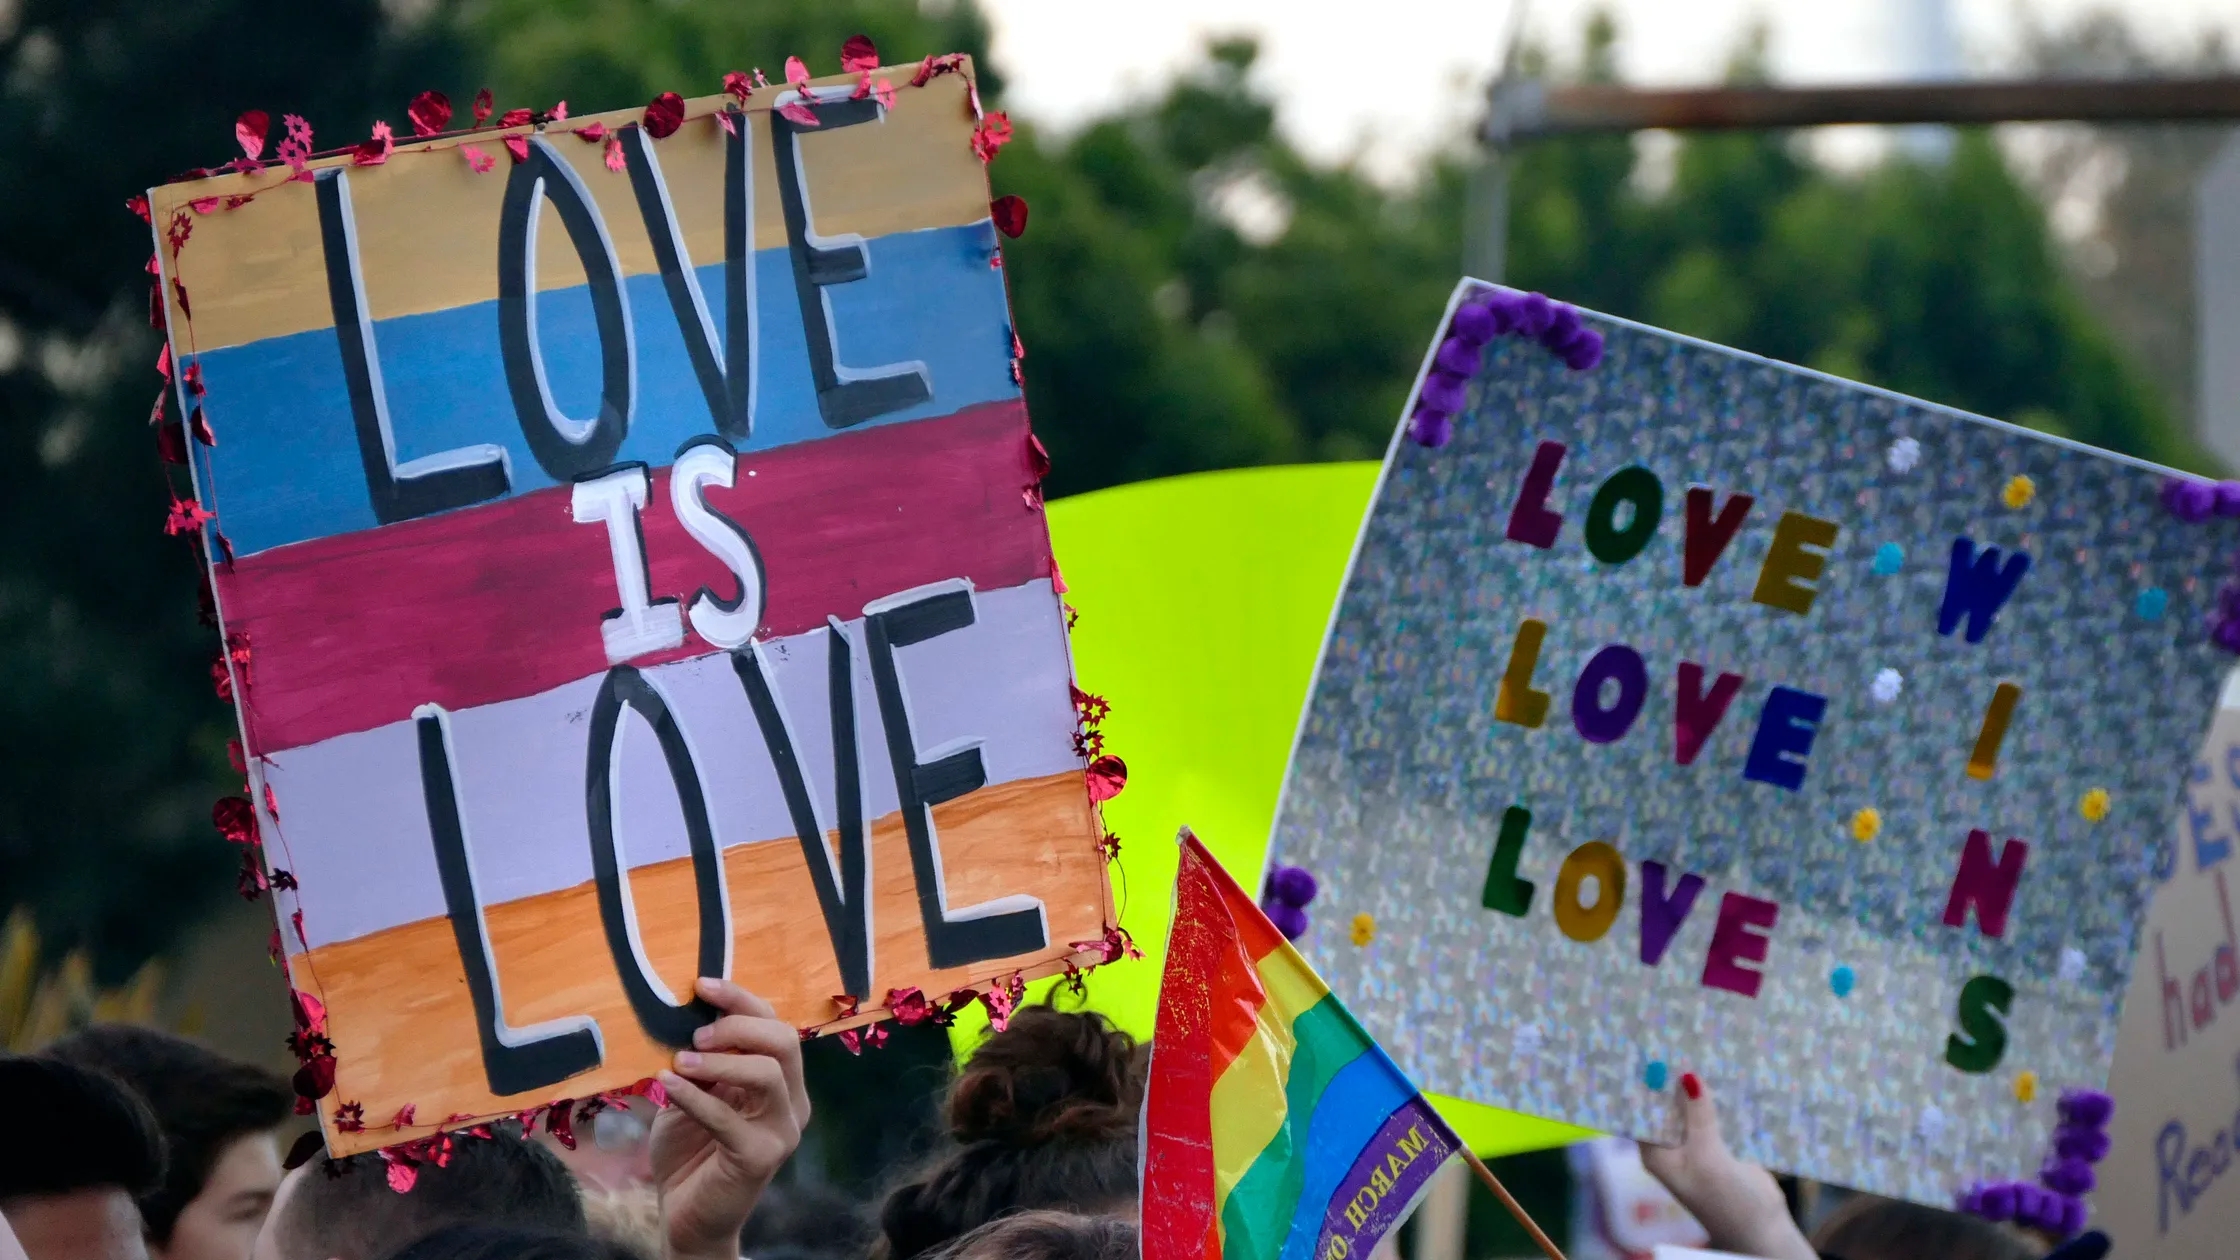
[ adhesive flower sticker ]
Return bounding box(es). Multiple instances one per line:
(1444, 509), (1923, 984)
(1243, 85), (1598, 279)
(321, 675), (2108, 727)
(1850, 807), (1882, 843)
(1870, 668), (1903, 704)
(2058, 947), (2087, 983)
(1887, 436), (1921, 473)
(1349, 913), (1376, 946)
(2003, 474), (2037, 509)
(2079, 788), (2111, 822)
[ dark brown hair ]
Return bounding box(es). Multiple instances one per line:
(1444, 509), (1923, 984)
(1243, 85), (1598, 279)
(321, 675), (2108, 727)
(46, 1024), (293, 1242)
(1812, 1195), (2047, 1260)
(0, 1053), (166, 1202)
(275, 1131), (585, 1260)
(922, 1211), (1138, 1260)
(873, 1006), (1147, 1260)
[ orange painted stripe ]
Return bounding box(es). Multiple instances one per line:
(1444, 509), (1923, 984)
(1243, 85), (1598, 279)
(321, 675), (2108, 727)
(297, 770), (1109, 1156)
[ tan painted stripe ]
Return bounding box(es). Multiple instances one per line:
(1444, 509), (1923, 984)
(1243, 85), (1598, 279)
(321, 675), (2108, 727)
(298, 769), (1111, 1156)
(150, 68), (991, 353)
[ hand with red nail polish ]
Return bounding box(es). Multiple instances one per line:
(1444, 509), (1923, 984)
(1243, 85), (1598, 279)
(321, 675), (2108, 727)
(1637, 1071), (1814, 1260)
(648, 978), (811, 1260)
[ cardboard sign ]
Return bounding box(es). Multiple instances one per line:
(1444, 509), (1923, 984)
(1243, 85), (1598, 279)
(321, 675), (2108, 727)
(2096, 697), (2240, 1255)
(1269, 280), (2233, 1203)
(150, 67), (1111, 1154)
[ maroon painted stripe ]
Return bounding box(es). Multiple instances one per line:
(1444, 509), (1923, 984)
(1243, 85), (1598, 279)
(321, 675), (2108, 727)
(218, 401), (1049, 753)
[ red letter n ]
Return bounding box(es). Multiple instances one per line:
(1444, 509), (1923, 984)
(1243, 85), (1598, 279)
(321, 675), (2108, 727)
(1941, 829), (2029, 939)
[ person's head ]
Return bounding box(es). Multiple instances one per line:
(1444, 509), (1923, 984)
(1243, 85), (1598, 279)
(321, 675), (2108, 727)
(738, 1181), (871, 1260)
(372, 1224), (637, 1260)
(921, 1212), (1137, 1260)
(0, 1054), (168, 1260)
(46, 1025), (294, 1260)
(873, 1005), (1146, 1260)
(256, 1130), (585, 1260)
(1811, 1195), (2047, 1260)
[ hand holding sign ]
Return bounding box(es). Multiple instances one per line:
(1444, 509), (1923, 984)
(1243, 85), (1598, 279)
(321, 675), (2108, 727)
(1637, 1074), (1813, 1260)
(652, 978), (809, 1260)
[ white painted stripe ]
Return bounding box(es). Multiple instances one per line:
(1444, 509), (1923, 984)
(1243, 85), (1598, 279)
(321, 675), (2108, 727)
(262, 579), (1078, 949)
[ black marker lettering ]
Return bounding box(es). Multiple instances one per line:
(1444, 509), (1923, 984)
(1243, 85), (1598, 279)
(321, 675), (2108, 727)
(771, 94), (933, 428)
(315, 169), (510, 523)
(416, 704), (603, 1096)
(583, 667), (727, 1047)
(498, 137), (634, 479)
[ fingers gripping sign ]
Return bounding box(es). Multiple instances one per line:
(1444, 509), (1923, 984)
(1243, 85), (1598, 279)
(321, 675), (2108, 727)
(651, 978), (811, 1260)
(1636, 1073), (1816, 1260)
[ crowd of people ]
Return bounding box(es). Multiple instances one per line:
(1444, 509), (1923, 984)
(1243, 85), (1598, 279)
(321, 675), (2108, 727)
(0, 984), (2104, 1260)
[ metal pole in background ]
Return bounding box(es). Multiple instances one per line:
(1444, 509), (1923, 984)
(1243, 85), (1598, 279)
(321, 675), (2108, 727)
(2201, 132), (2240, 468)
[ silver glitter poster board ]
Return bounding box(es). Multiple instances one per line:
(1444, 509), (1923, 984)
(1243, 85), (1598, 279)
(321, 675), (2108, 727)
(1268, 280), (2235, 1204)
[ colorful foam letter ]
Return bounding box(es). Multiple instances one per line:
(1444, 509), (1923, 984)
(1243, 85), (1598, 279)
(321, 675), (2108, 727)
(1639, 860), (1706, 966)
(1554, 841), (1627, 943)
(1506, 441), (1567, 549)
(1966, 681), (2022, 781)
(1944, 974), (2015, 1073)
(1937, 537), (2032, 643)
(1750, 512), (1841, 615)
(1681, 487), (1754, 587)
(1496, 619), (1553, 729)
(1742, 686), (1827, 791)
(1702, 892), (1779, 998)
(1572, 643), (1649, 744)
(1481, 805), (1537, 917)
(1941, 828), (2030, 938)
(1583, 466), (1665, 565)
(1673, 662), (1745, 765)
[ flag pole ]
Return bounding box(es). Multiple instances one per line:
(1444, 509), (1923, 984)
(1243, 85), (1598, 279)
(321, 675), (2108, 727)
(1458, 1146), (1567, 1260)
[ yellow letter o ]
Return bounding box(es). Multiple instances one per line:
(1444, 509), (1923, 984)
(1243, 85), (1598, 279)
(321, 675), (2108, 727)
(1553, 840), (1626, 942)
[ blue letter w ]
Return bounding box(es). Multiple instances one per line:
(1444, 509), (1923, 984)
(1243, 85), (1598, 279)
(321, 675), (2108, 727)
(1938, 537), (2031, 644)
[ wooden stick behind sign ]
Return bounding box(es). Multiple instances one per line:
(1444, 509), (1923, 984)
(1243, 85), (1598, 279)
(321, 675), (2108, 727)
(1460, 1146), (1568, 1260)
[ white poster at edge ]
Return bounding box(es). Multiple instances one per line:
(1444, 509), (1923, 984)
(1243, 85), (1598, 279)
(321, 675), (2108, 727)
(2097, 670), (2240, 1257)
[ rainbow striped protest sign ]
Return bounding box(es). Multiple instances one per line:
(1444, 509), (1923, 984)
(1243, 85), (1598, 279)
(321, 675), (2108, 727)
(150, 64), (1111, 1154)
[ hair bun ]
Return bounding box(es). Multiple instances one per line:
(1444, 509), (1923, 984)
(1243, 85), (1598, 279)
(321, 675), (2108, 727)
(947, 1006), (1146, 1147)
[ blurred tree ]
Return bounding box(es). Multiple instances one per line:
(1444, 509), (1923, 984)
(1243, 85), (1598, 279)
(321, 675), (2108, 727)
(1500, 14), (2210, 470)
(2010, 12), (2234, 431)
(455, 0), (1002, 113)
(0, 0), (472, 981)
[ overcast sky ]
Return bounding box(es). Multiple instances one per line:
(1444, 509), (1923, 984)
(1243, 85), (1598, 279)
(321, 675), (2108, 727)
(978, 0), (2239, 170)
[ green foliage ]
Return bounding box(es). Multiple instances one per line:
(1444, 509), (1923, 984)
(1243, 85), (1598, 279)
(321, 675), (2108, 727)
(455, 0), (1000, 114)
(0, 0), (473, 980)
(1502, 50), (2206, 472)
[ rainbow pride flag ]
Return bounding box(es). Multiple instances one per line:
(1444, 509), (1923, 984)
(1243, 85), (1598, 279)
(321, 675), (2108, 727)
(1144, 831), (1460, 1260)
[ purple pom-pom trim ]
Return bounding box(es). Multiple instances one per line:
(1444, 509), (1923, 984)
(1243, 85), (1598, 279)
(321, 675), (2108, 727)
(1958, 1180), (2086, 1236)
(1449, 303), (1498, 346)
(1265, 902), (1309, 941)
(2039, 1155), (2096, 1195)
(2053, 1126), (2111, 1163)
(1408, 287), (1603, 448)
(1418, 371), (1468, 414)
(1409, 411), (1454, 449)
(1434, 335), (1482, 376)
(2057, 1089), (2114, 1128)
(2164, 476), (2218, 523)
(2218, 481), (2240, 517)
(1266, 865), (1318, 907)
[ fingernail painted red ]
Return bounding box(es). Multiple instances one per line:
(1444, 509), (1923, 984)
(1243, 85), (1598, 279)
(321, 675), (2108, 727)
(1681, 1072), (1702, 1099)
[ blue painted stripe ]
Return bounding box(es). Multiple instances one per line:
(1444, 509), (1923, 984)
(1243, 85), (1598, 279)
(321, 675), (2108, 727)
(191, 220), (1015, 558)
(1272, 1048), (1415, 1260)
